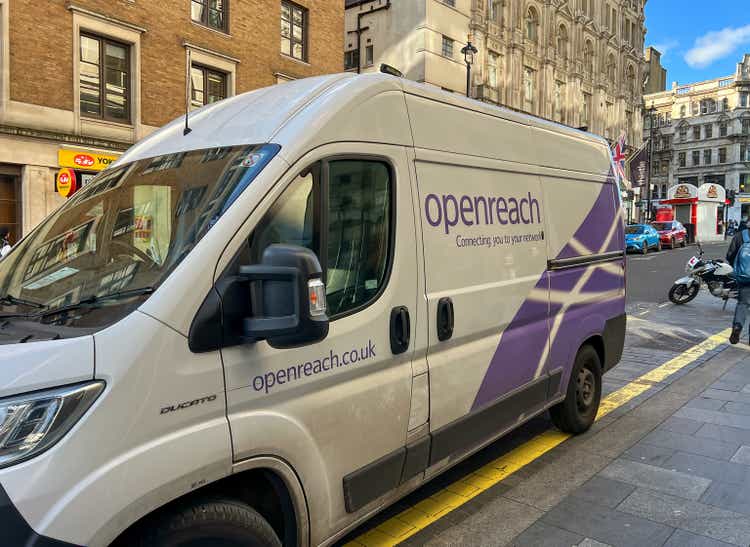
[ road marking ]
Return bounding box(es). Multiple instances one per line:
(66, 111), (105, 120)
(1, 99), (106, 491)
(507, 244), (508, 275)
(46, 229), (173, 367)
(658, 302), (670, 308)
(345, 327), (732, 547)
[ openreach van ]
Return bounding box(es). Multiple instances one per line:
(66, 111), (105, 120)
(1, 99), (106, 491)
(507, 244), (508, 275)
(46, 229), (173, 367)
(0, 73), (625, 547)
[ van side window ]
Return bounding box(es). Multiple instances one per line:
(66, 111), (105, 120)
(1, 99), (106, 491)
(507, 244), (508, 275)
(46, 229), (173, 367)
(249, 158), (392, 318)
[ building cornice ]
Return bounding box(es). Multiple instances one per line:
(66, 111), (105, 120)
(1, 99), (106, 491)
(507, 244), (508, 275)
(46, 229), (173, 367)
(0, 124), (132, 151)
(66, 3), (147, 34)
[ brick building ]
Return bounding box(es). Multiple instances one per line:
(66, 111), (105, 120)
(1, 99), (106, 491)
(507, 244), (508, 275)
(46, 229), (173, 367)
(0, 0), (343, 240)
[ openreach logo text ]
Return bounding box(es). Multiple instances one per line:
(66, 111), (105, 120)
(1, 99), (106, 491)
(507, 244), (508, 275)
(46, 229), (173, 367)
(252, 340), (376, 394)
(424, 192), (542, 235)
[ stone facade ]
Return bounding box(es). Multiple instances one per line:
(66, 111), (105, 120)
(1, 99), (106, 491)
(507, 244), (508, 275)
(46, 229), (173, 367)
(345, 0), (646, 145)
(643, 54), (750, 223)
(0, 0), (343, 238)
(643, 46), (666, 94)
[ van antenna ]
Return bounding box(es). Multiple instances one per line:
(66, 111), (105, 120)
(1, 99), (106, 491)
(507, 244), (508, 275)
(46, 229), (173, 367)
(184, 48), (193, 136)
(380, 64), (403, 78)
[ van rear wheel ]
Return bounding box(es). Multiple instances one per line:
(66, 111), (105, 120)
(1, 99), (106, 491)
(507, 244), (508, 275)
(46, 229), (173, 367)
(138, 498), (282, 547)
(549, 345), (602, 434)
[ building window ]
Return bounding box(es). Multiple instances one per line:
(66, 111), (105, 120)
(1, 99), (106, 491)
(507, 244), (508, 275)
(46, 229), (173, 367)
(553, 81), (564, 122)
(679, 127), (687, 141)
(680, 105), (686, 117)
(626, 64), (636, 96)
(743, 118), (750, 135)
(693, 126), (701, 140)
(488, 52), (498, 88)
(704, 149), (712, 165)
(79, 34), (130, 123)
(489, 0), (502, 23)
(443, 0), (456, 6)
(692, 101), (699, 116)
(442, 36), (454, 58)
(582, 92), (591, 126)
(723, 98), (729, 111)
(720, 121), (728, 136)
(606, 54), (616, 85)
(661, 184), (667, 199)
(365, 45), (374, 67)
(525, 7), (538, 42)
(523, 67), (535, 113)
(705, 124), (713, 139)
(190, 65), (227, 109)
(281, 1), (307, 61)
(741, 93), (748, 108)
(678, 152), (686, 167)
(191, 0), (227, 31)
(344, 50), (359, 70)
(719, 147), (727, 163)
(584, 40), (594, 76)
(692, 150), (700, 166)
(742, 145), (748, 162)
(557, 25), (568, 61)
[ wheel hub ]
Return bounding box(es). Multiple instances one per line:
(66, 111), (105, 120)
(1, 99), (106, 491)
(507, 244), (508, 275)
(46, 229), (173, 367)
(576, 367), (595, 410)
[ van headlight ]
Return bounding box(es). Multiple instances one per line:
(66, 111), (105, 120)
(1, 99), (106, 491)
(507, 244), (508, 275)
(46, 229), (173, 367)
(0, 381), (104, 469)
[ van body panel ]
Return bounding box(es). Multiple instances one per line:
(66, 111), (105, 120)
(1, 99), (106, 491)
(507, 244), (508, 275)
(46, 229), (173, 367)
(0, 311), (231, 546)
(0, 336), (93, 398)
(218, 143), (419, 544)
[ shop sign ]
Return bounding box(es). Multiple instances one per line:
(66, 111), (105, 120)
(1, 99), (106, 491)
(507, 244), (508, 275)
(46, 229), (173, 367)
(58, 149), (118, 172)
(56, 168), (77, 198)
(674, 185), (692, 198)
(698, 183), (726, 202)
(668, 183), (699, 201)
(739, 196), (750, 203)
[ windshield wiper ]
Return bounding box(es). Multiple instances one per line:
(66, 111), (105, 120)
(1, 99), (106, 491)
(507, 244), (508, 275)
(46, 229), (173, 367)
(0, 294), (46, 309)
(39, 287), (155, 318)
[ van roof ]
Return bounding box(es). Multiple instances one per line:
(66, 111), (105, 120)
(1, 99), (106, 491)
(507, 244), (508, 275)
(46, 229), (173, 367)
(116, 72), (609, 167)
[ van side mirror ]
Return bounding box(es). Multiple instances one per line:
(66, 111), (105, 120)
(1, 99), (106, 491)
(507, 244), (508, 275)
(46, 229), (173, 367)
(240, 244), (329, 348)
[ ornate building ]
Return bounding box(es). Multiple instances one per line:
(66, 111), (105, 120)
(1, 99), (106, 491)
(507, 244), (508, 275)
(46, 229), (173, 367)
(345, 0), (646, 146)
(643, 54), (750, 223)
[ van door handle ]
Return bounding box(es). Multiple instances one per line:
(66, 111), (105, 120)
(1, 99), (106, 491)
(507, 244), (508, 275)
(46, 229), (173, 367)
(390, 306), (410, 355)
(437, 297), (454, 341)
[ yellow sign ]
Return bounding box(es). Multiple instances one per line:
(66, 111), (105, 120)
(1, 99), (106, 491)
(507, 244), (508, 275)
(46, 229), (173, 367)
(739, 197), (750, 203)
(58, 149), (118, 171)
(56, 168), (77, 198)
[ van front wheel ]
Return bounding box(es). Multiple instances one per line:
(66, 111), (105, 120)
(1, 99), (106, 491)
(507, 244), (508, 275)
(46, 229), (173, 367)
(549, 345), (602, 434)
(139, 498), (282, 547)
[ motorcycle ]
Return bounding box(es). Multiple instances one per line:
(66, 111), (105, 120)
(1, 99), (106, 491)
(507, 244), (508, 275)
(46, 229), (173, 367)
(668, 243), (737, 306)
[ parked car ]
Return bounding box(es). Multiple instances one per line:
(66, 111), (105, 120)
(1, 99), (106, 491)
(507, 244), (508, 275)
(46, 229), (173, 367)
(625, 224), (661, 254)
(0, 73), (626, 547)
(652, 220), (688, 248)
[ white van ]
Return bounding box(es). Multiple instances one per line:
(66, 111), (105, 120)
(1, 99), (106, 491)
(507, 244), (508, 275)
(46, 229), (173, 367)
(0, 73), (625, 547)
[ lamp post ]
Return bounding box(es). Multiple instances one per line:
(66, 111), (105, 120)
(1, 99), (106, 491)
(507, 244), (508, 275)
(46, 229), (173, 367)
(646, 103), (657, 223)
(461, 39), (478, 98)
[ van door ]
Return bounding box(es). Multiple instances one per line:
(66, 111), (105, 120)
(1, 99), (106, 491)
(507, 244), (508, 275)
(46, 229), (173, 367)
(218, 143), (419, 541)
(414, 151), (551, 467)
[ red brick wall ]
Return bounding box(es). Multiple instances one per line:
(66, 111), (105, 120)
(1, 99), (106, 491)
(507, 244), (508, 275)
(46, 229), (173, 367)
(10, 0), (344, 126)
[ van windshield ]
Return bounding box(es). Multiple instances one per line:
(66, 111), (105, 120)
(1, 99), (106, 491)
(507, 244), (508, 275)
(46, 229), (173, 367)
(0, 144), (279, 331)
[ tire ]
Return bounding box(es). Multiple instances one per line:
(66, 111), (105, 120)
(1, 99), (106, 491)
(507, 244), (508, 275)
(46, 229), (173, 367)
(549, 345), (602, 434)
(136, 498), (282, 547)
(681, 238), (687, 247)
(641, 242), (648, 254)
(668, 282), (700, 304)
(670, 237), (675, 249)
(657, 240), (662, 251)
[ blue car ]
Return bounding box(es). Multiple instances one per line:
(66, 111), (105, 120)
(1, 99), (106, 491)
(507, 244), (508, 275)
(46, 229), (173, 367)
(625, 224), (661, 254)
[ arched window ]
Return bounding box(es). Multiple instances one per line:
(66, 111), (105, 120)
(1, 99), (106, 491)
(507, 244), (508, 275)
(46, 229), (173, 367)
(583, 40), (594, 76)
(606, 54), (616, 85)
(680, 105), (686, 118)
(525, 7), (538, 42)
(626, 64), (636, 96)
(557, 25), (568, 61)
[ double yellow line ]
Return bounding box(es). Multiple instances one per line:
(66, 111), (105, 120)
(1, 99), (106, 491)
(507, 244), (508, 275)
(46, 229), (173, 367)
(346, 328), (731, 547)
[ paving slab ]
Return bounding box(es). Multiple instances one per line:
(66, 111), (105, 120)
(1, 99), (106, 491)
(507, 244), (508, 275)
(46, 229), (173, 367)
(695, 422), (750, 445)
(700, 388), (750, 404)
(657, 416), (705, 435)
(568, 476), (636, 509)
(663, 529), (735, 547)
(622, 441), (676, 466)
(509, 520), (583, 547)
(722, 401), (750, 416)
(700, 480), (750, 516)
(640, 428), (739, 460)
(598, 458), (711, 500)
(617, 488), (750, 546)
(661, 451), (750, 484)
(729, 445), (750, 465)
(541, 496), (674, 547)
(675, 406), (750, 430)
(685, 397), (727, 411)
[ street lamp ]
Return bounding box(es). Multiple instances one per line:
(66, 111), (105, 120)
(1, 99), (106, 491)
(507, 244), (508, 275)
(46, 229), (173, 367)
(461, 39), (478, 98)
(646, 102), (657, 223)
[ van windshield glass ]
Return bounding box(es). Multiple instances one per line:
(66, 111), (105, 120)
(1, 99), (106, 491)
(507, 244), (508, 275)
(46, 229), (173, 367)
(0, 144), (279, 330)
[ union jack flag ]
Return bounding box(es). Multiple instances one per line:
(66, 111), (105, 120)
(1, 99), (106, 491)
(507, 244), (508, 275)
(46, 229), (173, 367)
(611, 133), (627, 181)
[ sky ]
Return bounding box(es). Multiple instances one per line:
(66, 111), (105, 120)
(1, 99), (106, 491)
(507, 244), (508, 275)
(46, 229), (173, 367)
(645, 0), (750, 86)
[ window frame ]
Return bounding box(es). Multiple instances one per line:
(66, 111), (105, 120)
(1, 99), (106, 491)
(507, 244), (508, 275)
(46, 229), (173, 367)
(191, 0), (229, 33)
(281, 0), (308, 62)
(248, 154), (397, 323)
(441, 35), (454, 58)
(190, 63), (228, 109)
(79, 32), (131, 124)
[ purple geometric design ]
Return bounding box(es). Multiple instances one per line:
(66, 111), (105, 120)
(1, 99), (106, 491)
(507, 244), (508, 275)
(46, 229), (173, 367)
(471, 168), (625, 411)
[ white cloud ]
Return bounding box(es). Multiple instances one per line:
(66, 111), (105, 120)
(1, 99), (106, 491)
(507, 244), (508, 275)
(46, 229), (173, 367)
(651, 40), (678, 59)
(685, 24), (750, 68)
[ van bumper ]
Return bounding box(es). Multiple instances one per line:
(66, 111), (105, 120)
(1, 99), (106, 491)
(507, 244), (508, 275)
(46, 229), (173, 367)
(0, 484), (81, 547)
(602, 313), (626, 373)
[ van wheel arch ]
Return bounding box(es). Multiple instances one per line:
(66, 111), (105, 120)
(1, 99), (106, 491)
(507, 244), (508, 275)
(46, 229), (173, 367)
(582, 335), (605, 370)
(113, 463), (307, 547)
